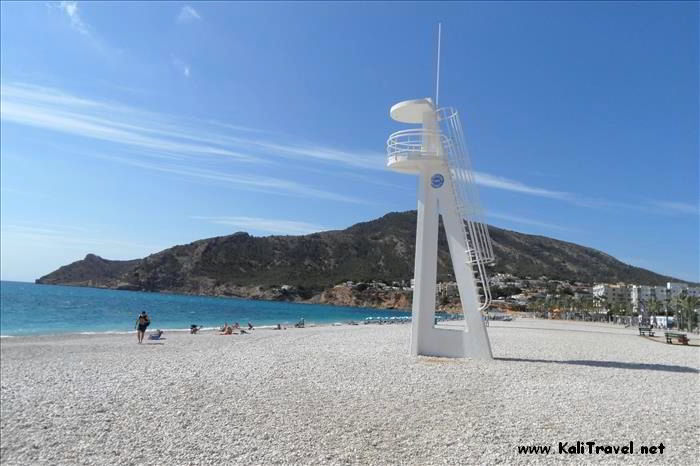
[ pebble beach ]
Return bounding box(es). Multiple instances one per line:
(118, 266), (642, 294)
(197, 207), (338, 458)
(1, 319), (698, 465)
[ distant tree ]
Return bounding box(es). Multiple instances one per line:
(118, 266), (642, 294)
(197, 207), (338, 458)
(675, 295), (699, 332)
(582, 297), (596, 313)
(647, 299), (662, 325)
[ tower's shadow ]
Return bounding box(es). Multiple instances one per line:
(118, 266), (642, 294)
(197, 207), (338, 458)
(494, 357), (699, 374)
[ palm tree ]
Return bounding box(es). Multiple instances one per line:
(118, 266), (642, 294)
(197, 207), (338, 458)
(615, 302), (633, 326)
(580, 296), (595, 320)
(615, 302), (631, 324)
(647, 299), (662, 327)
(676, 295), (699, 332)
(560, 295), (573, 319)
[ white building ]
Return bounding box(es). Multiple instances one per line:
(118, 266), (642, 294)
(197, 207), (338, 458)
(666, 282), (700, 299)
(622, 282), (700, 313)
(592, 283), (631, 308)
(630, 285), (668, 312)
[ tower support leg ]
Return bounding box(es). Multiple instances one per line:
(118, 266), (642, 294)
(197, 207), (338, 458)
(410, 167), (440, 356)
(439, 178), (493, 359)
(409, 163), (493, 360)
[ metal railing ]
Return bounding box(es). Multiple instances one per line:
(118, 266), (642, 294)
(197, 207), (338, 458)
(436, 107), (495, 311)
(386, 128), (449, 159)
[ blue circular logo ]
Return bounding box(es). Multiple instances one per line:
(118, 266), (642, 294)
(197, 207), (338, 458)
(431, 174), (444, 188)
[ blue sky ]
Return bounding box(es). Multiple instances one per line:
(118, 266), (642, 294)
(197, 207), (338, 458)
(1, 1), (698, 283)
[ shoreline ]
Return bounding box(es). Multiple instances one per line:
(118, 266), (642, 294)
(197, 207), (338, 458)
(0, 322), (348, 340)
(0, 317), (416, 340)
(2, 317), (684, 341)
(0, 319), (414, 339)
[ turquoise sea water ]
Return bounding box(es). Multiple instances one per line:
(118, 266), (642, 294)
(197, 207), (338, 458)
(0, 281), (413, 336)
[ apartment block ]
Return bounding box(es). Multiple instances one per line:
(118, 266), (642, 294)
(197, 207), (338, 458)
(592, 283), (630, 308)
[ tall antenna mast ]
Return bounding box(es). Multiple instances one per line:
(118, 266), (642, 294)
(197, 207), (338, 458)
(435, 22), (442, 107)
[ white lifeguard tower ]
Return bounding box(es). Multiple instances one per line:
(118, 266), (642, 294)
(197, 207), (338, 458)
(386, 30), (495, 359)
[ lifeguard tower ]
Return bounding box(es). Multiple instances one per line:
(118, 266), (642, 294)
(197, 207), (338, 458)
(386, 79), (495, 359)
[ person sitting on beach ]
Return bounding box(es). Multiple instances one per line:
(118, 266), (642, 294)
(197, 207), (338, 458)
(233, 322), (240, 329)
(190, 325), (201, 334)
(148, 329), (163, 340)
(219, 323), (233, 335)
(135, 311), (150, 344)
(248, 322), (254, 330)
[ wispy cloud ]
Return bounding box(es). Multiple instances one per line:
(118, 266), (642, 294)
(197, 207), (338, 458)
(1, 224), (159, 252)
(177, 5), (201, 24)
(90, 153), (367, 204)
(648, 201), (699, 215)
(2, 225), (67, 235)
(562, 196), (699, 217)
(193, 216), (328, 235)
(0, 83), (385, 171)
(205, 119), (267, 134)
(472, 171), (571, 200)
(468, 171), (698, 218)
(248, 140), (384, 171)
(57, 1), (90, 36)
(0, 82), (385, 203)
(2, 222), (92, 234)
(487, 212), (579, 233)
(3, 82), (693, 217)
(171, 56), (191, 78)
(1, 83), (254, 161)
(49, 2), (121, 56)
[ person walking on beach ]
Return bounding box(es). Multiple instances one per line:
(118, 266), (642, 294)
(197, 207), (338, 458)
(135, 311), (150, 344)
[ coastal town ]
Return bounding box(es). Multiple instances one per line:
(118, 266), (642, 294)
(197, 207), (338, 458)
(329, 274), (700, 329)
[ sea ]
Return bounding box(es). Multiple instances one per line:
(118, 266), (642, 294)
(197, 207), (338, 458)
(0, 281), (414, 337)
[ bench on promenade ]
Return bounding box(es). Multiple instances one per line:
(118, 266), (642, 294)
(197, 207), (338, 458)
(638, 326), (655, 337)
(664, 332), (689, 345)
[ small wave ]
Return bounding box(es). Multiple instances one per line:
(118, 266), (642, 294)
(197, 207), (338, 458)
(79, 327), (219, 335)
(4, 327), (224, 338)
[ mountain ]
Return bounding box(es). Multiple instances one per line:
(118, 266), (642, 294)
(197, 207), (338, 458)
(36, 254), (141, 289)
(36, 211), (688, 297)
